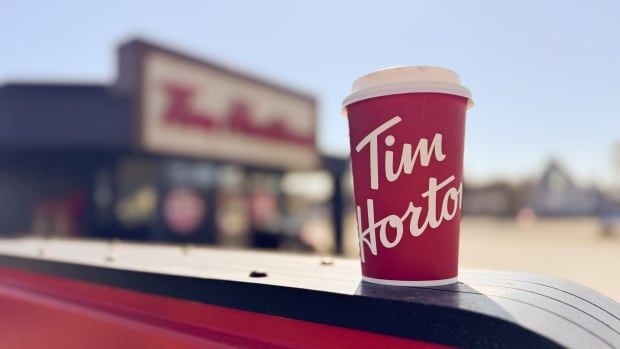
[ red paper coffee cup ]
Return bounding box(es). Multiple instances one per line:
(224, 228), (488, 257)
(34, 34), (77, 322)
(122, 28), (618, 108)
(343, 66), (472, 286)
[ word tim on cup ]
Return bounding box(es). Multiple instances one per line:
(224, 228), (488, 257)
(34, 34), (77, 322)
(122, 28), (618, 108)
(343, 66), (473, 286)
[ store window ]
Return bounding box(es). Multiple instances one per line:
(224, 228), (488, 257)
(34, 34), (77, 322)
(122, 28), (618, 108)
(215, 166), (250, 246)
(281, 171), (335, 254)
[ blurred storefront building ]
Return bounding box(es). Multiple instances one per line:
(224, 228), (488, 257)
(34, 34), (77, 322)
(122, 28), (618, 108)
(0, 39), (352, 254)
(526, 161), (602, 216)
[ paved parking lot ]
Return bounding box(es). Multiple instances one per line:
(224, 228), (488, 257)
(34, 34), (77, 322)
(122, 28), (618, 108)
(460, 217), (620, 301)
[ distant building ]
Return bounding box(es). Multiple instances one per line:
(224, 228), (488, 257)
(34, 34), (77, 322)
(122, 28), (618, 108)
(526, 161), (602, 216)
(462, 182), (517, 217)
(463, 161), (604, 217)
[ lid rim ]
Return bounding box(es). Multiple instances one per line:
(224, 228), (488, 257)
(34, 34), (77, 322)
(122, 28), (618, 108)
(343, 83), (473, 108)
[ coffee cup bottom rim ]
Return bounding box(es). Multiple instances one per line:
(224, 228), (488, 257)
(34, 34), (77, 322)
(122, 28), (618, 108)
(362, 275), (458, 287)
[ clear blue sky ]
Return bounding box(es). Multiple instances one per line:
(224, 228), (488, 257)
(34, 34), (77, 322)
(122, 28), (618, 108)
(2, 1), (618, 186)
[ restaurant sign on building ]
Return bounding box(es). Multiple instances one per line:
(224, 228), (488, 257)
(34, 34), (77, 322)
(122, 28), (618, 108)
(116, 40), (319, 170)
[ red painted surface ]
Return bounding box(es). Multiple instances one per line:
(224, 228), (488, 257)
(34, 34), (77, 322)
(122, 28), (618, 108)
(0, 267), (451, 349)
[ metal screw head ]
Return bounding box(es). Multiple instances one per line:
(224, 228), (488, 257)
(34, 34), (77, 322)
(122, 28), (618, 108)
(182, 244), (193, 256)
(249, 270), (268, 278)
(320, 257), (334, 266)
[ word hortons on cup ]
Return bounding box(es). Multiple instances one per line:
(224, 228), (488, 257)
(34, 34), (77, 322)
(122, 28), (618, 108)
(355, 116), (462, 262)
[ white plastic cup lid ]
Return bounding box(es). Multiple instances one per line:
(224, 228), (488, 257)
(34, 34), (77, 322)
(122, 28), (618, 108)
(342, 66), (473, 109)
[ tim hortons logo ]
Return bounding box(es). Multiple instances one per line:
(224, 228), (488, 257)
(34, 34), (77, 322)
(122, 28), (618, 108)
(161, 83), (313, 145)
(354, 116), (462, 262)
